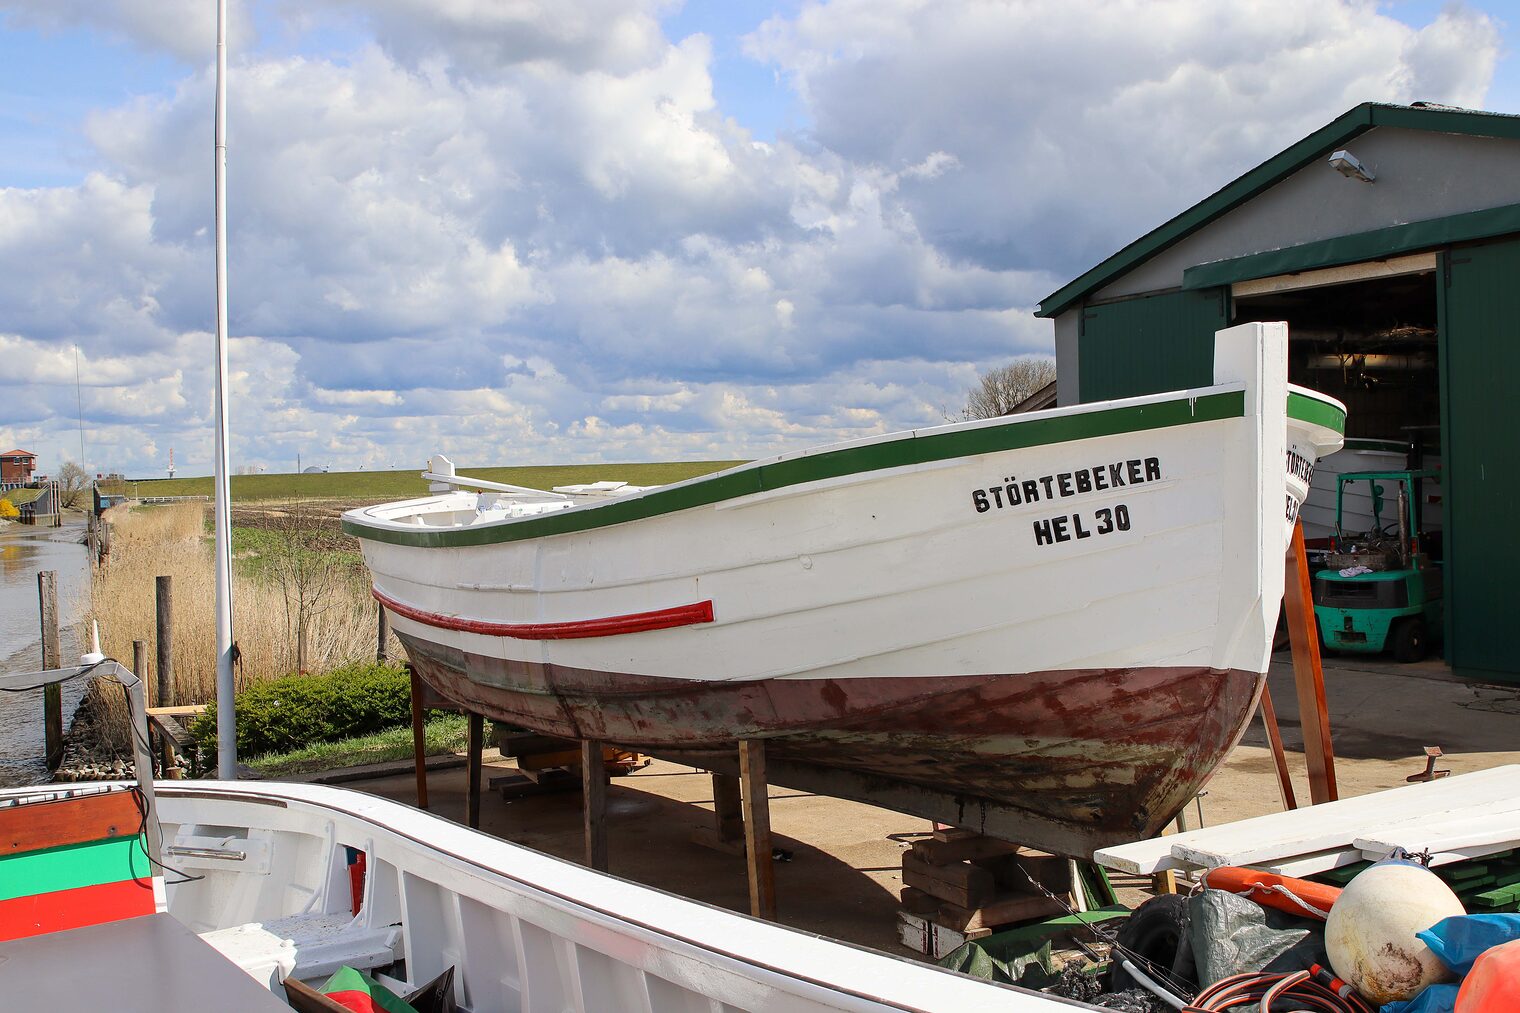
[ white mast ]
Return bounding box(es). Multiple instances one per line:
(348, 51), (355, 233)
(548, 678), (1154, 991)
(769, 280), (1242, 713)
(212, 0), (237, 778)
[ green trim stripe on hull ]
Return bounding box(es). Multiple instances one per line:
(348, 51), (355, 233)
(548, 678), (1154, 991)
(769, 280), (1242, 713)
(1286, 392), (1347, 434)
(347, 388), (1340, 550)
(0, 836), (149, 902)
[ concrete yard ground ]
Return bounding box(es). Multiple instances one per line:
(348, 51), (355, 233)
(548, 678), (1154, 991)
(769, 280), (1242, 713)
(351, 654), (1520, 962)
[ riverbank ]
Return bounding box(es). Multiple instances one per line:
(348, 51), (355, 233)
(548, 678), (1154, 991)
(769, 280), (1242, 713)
(0, 517), (90, 787)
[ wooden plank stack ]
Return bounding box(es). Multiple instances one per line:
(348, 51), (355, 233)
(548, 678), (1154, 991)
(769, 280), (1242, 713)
(1095, 765), (1520, 880)
(897, 829), (1069, 958)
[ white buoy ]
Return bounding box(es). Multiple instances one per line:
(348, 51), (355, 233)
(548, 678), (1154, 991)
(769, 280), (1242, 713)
(1325, 859), (1465, 1005)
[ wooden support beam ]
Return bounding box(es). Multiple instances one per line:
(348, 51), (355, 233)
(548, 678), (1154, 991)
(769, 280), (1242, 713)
(466, 711), (484, 830)
(582, 739), (608, 872)
(1284, 520), (1338, 804)
(739, 739), (777, 920)
(713, 772), (744, 844)
(1259, 684), (1298, 811)
(376, 604), (390, 663)
(408, 665), (429, 811)
(38, 571), (62, 771)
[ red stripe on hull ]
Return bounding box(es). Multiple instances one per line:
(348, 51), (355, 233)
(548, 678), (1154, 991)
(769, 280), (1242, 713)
(0, 878), (155, 942)
(374, 589), (714, 640)
(397, 632), (1263, 855)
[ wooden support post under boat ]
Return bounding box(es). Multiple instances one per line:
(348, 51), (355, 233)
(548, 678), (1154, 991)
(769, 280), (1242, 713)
(38, 571), (62, 772)
(1284, 520), (1338, 804)
(408, 664), (429, 811)
(466, 711), (484, 830)
(689, 771), (747, 856)
(582, 739), (608, 872)
(739, 739), (777, 920)
(1259, 685), (1298, 811)
(376, 604), (389, 664)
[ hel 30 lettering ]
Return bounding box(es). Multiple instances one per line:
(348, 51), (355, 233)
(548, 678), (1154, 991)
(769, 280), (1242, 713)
(1033, 505), (1131, 545)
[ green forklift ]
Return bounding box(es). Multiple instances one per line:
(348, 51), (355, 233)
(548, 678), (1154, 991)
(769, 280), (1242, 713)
(1312, 470), (1443, 662)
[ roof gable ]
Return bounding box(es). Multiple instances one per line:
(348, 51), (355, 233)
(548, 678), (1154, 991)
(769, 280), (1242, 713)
(1, 450), (37, 458)
(1037, 103), (1520, 318)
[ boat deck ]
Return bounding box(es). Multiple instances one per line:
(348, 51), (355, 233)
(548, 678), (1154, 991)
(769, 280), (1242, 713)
(0, 914), (291, 1011)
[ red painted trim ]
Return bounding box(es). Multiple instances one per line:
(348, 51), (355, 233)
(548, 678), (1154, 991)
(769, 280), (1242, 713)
(373, 588), (715, 640)
(0, 878), (155, 941)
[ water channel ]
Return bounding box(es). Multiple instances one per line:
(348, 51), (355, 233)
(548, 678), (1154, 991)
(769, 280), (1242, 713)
(0, 519), (90, 786)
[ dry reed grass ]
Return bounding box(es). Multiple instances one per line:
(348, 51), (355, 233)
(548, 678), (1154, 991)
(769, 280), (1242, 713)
(88, 503), (395, 706)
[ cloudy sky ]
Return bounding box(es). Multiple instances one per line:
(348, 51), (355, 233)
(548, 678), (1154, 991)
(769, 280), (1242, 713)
(0, 1), (1512, 477)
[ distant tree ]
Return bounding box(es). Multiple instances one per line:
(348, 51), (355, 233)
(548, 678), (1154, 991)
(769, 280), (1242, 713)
(55, 461), (90, 510)
(962, 357), (1057, 420)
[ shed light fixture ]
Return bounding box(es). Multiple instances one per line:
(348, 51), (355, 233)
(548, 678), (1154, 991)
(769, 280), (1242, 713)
(1328, 149), (1375, 183)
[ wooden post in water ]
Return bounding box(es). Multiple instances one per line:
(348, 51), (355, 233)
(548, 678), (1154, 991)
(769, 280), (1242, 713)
(37, 572), (63, 770)
(739, 739), (777, 920)
(581, 739), (608, 872)
(155, 576), (174, 707)
(376, 604), (390, 663)
(1284, 520), (1337, 804)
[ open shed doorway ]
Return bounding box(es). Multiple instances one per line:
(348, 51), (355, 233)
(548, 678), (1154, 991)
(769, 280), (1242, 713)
(1233, 262), (1446, 662)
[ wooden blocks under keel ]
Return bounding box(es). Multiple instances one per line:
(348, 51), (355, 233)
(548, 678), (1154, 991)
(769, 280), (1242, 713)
(897, 829), (1074, 957)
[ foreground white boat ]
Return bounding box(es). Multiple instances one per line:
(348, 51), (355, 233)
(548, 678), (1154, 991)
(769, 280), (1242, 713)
(0, 779), (1084, 1011)
(344, 323), (1345, 856)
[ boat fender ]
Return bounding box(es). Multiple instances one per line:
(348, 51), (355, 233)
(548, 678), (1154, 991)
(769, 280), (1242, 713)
(1202, 866), (1341, 921)
(1325, 859), (1465, 1006)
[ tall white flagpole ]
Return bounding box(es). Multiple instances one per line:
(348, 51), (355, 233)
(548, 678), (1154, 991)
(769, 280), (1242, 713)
(212, 0), (237, 779)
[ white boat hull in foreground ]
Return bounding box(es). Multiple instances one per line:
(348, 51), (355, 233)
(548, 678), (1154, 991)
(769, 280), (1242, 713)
(345, 324), (1346, 856)
(0, 780), (1088, 1011)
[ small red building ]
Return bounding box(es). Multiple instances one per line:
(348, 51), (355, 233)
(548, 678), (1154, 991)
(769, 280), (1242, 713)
(1, 450), (37, 485)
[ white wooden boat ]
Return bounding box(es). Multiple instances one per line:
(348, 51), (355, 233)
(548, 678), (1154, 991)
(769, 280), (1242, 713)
(0, 778), (1085, 1011)
(344, 323), (1346, 856)
(1299, 439), (1410, 541)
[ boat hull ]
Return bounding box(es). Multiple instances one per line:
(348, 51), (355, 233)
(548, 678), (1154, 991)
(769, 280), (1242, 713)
(348, 323), (1345, 855)
(402, 630), (1263, 847)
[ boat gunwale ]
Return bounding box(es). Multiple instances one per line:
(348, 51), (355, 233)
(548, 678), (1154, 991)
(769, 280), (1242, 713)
(110, 781), (1075, 1012)
(343, 383), (1344, 549)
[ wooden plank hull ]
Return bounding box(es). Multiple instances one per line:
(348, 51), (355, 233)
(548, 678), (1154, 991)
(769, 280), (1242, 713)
(401, 629), (1263, 853)
(346, 323), (1345, 855)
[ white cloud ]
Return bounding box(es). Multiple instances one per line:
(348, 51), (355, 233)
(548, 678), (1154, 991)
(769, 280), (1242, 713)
(0, 0), (1501, 477)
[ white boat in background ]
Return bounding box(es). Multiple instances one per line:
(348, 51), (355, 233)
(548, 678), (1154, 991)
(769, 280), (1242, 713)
(1300, 439), (1407, 540)
(0, 779), (1081, 1012)
(344, 323), (1346, 857)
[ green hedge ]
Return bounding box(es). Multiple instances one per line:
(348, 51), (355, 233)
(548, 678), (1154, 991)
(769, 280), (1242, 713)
(189, 661), (413, 757)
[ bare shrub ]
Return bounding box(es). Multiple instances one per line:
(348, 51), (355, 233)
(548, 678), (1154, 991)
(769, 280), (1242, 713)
(962, 357), (1057, 420)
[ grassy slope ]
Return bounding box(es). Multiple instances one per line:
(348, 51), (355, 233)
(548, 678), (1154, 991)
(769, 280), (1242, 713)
(248, 713), (470, 777)
(129, 461), (746, 502)
(1, 487), (45, 505)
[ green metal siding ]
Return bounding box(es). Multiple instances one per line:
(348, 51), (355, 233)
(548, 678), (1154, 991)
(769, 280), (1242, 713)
(1077, 288), (1228, 402)
(1440, 239), (1520, 681)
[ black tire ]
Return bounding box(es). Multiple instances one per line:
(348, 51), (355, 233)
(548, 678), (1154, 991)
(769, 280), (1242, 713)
(1391, 617), (1428, 663)
(1106, 893), (1195, 993)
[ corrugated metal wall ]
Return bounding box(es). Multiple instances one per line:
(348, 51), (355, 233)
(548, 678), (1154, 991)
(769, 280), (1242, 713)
(1078, 288), (1228, 402)
(1440, 240), (1520, 681)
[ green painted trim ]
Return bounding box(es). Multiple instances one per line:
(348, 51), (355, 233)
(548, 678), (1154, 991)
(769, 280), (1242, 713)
(1436, 249), (1456, 662)
(1037, 103), (1520, 318)
(344, 390), (1248, 548)
(1182, 202), (1520, 291)
(0, 837), (148, 902)
(1287, 392), (1347, 435)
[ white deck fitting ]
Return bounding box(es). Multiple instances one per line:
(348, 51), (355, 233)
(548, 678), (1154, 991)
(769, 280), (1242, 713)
(1095, 765), (1520, 875)
(17, 780), (1091, 1012)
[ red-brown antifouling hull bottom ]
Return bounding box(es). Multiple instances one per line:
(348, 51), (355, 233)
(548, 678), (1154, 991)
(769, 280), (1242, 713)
(398, 633), (1263, 854)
